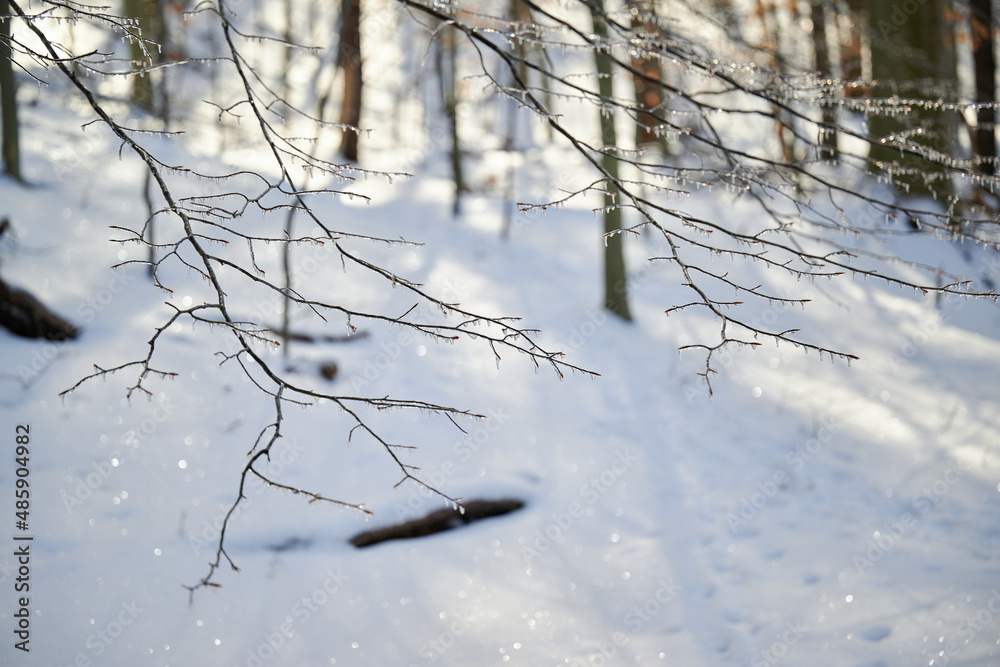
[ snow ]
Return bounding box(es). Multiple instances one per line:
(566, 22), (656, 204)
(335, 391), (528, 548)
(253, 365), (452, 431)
(4, 33), (1000, 667)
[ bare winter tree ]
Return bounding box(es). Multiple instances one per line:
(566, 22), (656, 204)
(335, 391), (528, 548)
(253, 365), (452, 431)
(4, 0), (999, 597)
(3, 0), (592, 597)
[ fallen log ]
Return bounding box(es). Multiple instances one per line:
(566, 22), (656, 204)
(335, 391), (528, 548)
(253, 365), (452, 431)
(0, 277), (79, 341)
(350, 498), (525, 548)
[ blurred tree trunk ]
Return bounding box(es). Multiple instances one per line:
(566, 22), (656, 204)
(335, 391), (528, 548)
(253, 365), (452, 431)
(838, 0), (866, 91)
(501, 0), (531, 238)
(338, 0), (363, 161)
(0, 0), (20, 181)
(123, 0), (165, 115)
(971, 0), (996, 176)
(627, 1), (667, 151)
(590, 0), (632, 322)
(281, 0), (294, 105)
(811, 0), (838, 159)
(867, 0), (956, 199)
(438, 27), (463, 216)
(753, 0), (795, 162)
(124, 0), (167, 279)
(507, 0), (552, 142)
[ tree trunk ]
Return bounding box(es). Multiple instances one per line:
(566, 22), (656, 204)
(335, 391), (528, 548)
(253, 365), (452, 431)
(753, 0), (794, 162)
(123, 0), (165, 114)
(971, 0), (996, 176)
(627, 1), (667, 151)
(838, 0), (866, 93)
(811, 0), (838, 159)
(282, 0), (294, 106)
(0, 0), (20, 181)
(591, 1), (632, 322)
(338, 0), (363, 161)
(282, 206), (295, 359)
(867, 0), (956, 199)
(439, 27), (463, 216)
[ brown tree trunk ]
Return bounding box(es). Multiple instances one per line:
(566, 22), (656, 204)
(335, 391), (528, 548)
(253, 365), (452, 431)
(338, 0), (363, 161)
(0, 0), (20, 180)
(972, 0), (996, 176)
(627, 1), (666, 149)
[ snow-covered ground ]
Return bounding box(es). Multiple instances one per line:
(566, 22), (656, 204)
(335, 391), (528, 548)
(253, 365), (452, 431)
(4, 36), (1000, 667)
